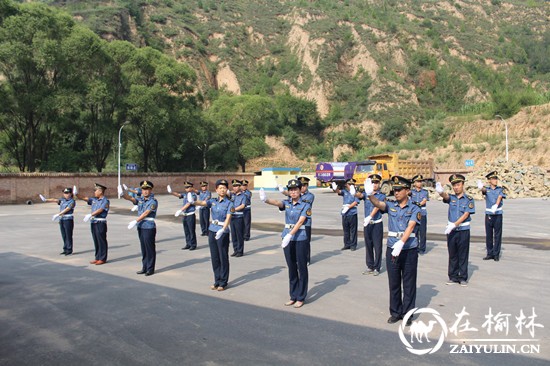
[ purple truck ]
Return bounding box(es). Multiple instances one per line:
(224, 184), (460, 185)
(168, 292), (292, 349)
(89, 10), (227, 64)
(315, 162), (358, 185)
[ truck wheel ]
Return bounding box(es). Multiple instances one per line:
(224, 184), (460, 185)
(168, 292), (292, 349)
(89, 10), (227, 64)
(380, 182), (391, 195)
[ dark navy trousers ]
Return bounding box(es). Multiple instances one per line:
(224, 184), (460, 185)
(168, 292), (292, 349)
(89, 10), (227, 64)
(230, 216), (245, 254)
(59, 219), (74, 254)
(485, 214), (503, 258)
(182, 214), (197, 248)
(364, 222), (383, 271)
(284, 240), (309, 302)
(243, 208), (251, 240)
(138, 227), (156, 273)
(417, 215), (427, 252)
(386, 247), (418, 318)
(447, 230), (470, 282)
(91, 222), (108, 262)
(342, 214), (358, 249)
(305, 225), (312, 263)
(208, 230), (230, 288)
(199, 207), (210, 235)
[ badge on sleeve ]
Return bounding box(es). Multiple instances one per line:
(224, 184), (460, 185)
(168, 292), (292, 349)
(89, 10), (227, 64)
(417, 212), (422, 221)
(150, 204), (156, 210)
(230, 207), (235, 213)
(468, 202), (474, 209)
(306, 209), (312, 216)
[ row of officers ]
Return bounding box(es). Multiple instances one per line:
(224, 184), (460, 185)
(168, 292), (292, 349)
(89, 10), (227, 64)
(39, 171), (505, 323)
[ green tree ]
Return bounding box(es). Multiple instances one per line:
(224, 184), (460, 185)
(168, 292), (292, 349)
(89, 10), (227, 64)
(205, 95), (277, 172)
(124, 47), (197, 172)
(0, 3), (76, 171)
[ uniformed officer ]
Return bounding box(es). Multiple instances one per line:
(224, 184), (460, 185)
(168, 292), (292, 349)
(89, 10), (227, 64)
(364, 176), (421, 325)
(436, 174), (475, 286)
(121, 181), (158, 276)
(193, 179), (233, 291)
(356, 174), (386, 276)
(241, 180), (252, 241)
(169, 182), (198, 250)
(261, 179), (311, 308)
(198, 181), (212, 236)
(122, 183), (141, 211)
(230, 179), (246, 257)
(331, 179), (360, 251)
(39, 187), (76, 255)
(279, 176), (315, 264)
(410, 174), (429, 254)
(477, 171), (506, 261)
(75, 183), (109, 265)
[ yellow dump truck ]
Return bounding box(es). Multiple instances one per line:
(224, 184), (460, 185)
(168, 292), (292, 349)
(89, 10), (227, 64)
(353, 154), (434, 195)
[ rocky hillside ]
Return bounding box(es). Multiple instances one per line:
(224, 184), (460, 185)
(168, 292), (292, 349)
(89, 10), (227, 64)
(31, 0), (550, 169)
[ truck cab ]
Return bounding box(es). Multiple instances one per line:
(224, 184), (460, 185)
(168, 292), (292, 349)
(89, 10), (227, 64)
(353, 160), (392, 194)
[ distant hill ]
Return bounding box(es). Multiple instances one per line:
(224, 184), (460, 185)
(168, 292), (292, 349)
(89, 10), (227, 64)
(25, 0), (550, 168)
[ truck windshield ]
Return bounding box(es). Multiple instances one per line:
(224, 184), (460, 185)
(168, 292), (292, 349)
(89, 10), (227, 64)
(356, 165), (374, 173)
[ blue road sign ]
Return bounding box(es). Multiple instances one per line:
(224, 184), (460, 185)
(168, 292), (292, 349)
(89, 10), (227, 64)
(125, 163), (138, 171)
(465, 159), (474, 167)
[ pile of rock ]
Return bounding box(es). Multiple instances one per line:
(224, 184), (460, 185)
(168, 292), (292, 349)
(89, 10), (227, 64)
(426, 159), (549, 200)
(464, 159), (549, 199)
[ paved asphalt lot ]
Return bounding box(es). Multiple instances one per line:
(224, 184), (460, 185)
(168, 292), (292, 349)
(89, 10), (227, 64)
(1, 188), (549, 365)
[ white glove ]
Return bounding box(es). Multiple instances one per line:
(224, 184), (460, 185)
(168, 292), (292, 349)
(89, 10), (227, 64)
(490, 204), (498, 213)
(167, 185), (172, 193)
(363, 216), (372, 227)
(391, 240), (405, 257)
(435, 182), (444, 194)
(341, 204), (350, 215)
(122, 183), (128, 190)
(186, 192), (195, 204)
(131, 205), (138, 212)
(83, 213), (92, 222)
(277, 184), (285, 193)
(349, 184), (356, 195)
(128, 220), (137, 229)
(215, 228), (224, 240)
(175, 209), (182, 217)
(281, 233), (293, 248)
(117, 185), (123, 197)
(477, 180), (484, 190)
(52, 213), (61, 221)
(363, 178), (374, 196)
(259, 188), (267, 202)
(39, 194), (46, 202)
(445, 222), (456, 235)
(73, 185), (78, 195)
(331, 182), (337, 190)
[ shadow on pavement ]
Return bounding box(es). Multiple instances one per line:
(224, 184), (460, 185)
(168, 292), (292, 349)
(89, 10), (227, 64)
(230, 265), (286, 288)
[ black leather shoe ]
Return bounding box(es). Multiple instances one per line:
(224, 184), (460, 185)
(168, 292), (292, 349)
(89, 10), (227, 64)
(145, 271), (154, 276)
(235, 253), (243, 257)
(405, 318), (413, 326)
(494, 257), (500, 262)
(341, 246), (350, 251)
(483, 255), (494, 260)
(230, 252), (237, 257)
(350, 247), (356, 251)
(182, 246), (191, 250)
(65, 252), (72, 256)
(387, 316), (402, 324)
(60, 252), (67, 255)
(136, 270), (146, 275)
(189, 247), (196, 251)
